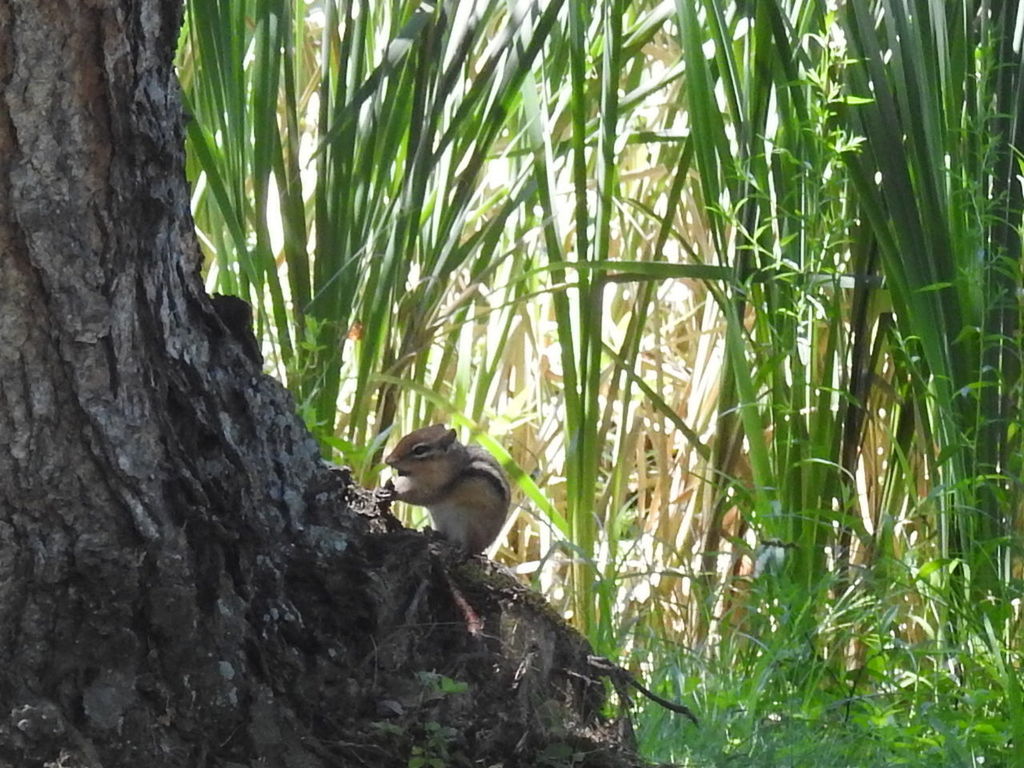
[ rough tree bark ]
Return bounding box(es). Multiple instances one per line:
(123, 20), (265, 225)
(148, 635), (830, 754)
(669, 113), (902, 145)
(0, 2), (648, 766)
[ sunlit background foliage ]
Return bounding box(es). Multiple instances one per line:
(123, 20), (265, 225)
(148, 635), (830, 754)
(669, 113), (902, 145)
(177, 0), (1023, 763)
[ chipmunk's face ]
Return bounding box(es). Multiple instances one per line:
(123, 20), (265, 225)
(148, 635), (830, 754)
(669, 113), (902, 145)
(385, 424), (464, 505)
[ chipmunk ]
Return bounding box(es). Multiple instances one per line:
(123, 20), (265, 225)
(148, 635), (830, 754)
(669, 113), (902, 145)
(384, 424), (510, 554)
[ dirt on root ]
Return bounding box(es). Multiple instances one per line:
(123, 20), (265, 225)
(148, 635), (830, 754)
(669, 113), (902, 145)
(284, 468), (649, 768)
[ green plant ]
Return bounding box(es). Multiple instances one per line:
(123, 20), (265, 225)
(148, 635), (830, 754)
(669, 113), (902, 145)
(408, 720), (458, 768)
(178, 0), (1023, 762)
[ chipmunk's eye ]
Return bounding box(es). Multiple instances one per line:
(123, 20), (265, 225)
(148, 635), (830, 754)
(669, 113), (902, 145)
(411, 444), (432, 457)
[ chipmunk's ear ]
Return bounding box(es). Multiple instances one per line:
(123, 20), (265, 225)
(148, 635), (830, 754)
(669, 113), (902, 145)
(439, 427), (458, 448)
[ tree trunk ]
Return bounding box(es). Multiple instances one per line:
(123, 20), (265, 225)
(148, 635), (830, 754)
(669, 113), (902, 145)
(0, 2), (644, 766)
